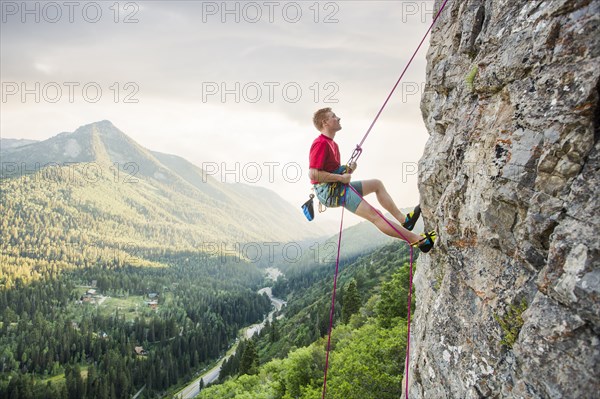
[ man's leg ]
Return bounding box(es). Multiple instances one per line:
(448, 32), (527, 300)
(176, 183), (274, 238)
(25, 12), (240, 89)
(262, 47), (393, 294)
(353, 200), (422, 243)
(360, 179), (407, 225)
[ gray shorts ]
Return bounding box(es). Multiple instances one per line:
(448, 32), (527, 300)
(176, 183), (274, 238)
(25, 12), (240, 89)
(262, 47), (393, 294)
(314, 181), (363, 213)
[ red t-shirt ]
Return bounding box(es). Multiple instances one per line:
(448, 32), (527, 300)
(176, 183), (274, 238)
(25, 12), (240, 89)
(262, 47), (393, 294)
(309, 134), (340, 184)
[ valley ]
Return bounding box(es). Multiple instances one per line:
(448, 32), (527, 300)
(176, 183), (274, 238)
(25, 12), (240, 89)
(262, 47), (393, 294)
(0, 121), (415, 398)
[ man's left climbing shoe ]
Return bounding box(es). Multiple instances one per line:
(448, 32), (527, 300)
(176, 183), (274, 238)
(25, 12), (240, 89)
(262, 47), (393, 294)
(411, 230), (437, 253)
(403, 205), (421, 231)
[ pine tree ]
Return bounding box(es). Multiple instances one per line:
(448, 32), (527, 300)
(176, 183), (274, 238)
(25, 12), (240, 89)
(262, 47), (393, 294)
(65, 364), (84, 399)
(239, 340), (258, 375)
(270, 320), (279, 343)
(342, 279), (361, 324)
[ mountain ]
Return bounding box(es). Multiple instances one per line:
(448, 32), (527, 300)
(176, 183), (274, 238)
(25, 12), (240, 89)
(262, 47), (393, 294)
(0, 121), (326, 271)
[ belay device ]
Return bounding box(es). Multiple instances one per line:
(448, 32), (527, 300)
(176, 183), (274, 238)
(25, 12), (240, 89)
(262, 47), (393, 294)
(301, 194), (315, 221)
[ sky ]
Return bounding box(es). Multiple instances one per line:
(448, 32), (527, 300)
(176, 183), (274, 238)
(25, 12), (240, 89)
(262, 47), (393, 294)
(1, 0), (438, 233)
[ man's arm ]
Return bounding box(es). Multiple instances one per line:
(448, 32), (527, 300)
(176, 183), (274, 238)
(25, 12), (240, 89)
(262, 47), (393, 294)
(309, 168), (351, 184)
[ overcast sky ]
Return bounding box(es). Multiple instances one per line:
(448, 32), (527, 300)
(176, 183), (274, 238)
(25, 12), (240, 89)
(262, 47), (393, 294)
(1, 0), (438, 232)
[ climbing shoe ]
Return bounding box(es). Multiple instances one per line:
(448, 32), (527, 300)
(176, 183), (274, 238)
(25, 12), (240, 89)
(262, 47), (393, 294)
(403, 205), (421, 231)
(411, 230), (437, 253)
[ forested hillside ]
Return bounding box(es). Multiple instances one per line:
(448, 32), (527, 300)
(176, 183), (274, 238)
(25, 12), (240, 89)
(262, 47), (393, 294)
(199, 242), (416, 399)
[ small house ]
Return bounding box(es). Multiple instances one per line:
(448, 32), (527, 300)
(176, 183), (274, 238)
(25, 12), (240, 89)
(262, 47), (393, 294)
(134, 346), (148, 356)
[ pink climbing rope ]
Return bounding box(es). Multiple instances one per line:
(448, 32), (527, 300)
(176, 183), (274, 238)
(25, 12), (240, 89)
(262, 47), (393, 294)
(348, 0), (451, 166)
(321, 1), (450, 398)
(321, 203), (346, 399)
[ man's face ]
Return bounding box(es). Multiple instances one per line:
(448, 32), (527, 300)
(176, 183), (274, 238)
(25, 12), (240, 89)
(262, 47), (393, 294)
(323, 112), (342, 132)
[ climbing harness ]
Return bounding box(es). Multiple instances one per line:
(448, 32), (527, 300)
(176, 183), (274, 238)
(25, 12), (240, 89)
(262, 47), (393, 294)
(320, 0), (450, 398)
(307, 165), (350, 216)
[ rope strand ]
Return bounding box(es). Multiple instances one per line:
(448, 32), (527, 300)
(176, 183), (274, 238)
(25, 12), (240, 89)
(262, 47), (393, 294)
(349, 0), (451, 165)
(321, 205), (346, 399)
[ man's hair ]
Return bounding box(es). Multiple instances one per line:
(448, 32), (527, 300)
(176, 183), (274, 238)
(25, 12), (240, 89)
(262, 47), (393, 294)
(313, 107), (332, 130)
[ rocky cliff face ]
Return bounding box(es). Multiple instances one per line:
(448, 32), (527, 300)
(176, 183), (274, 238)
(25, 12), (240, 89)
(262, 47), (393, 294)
(408, 0), (599, 398)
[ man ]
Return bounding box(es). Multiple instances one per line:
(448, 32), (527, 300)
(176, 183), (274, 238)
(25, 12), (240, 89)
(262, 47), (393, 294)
(308, 107), (436, 252)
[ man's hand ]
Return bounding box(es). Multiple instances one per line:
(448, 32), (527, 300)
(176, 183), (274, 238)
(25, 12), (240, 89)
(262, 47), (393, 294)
(348, 162), (357, 173)
(339, 173), (352, 184)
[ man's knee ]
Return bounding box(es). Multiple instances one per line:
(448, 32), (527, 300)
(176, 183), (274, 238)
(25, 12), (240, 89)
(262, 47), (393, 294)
(364, 178), (383, 192)
(372, 179), (387, 194)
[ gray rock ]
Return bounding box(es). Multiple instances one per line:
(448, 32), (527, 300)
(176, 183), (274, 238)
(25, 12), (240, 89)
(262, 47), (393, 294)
(406, 0), (599, 397)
